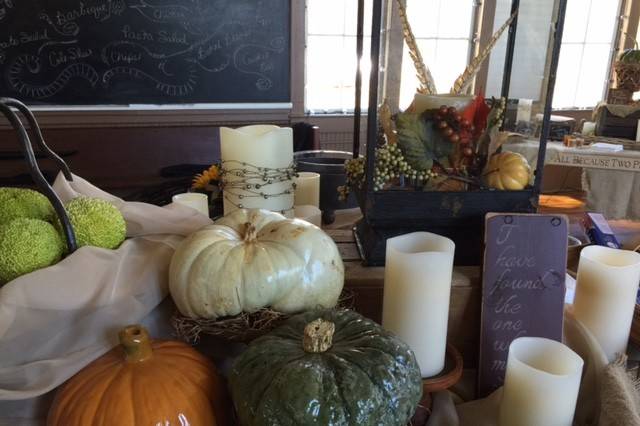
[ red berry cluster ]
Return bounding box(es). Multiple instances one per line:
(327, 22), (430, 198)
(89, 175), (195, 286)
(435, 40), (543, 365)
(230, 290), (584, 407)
(434, 105), (476, 158)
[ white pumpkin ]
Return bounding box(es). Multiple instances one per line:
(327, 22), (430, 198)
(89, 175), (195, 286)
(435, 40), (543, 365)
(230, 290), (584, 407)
(169, 209), (344, 319)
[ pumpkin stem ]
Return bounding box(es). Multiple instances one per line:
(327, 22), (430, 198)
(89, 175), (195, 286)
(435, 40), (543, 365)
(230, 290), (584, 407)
(244, 222), (258, 242)
(303, 319), (335, 353)
(119, 325), (153, 363)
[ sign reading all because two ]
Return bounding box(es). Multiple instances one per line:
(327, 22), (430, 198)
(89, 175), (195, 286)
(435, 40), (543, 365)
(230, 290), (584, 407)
(478, 213), (568, 397)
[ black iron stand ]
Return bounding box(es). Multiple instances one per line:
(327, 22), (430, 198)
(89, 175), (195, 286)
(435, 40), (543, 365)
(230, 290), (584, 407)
(0, 98), (77, 253)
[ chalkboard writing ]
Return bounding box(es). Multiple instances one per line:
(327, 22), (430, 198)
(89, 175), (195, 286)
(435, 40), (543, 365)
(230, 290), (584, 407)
(478, 213), (567, 397)
(0, 0), (290, 104)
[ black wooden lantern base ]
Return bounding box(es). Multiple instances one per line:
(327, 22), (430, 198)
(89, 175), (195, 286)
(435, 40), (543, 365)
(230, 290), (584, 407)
(354, 189), (539, 266)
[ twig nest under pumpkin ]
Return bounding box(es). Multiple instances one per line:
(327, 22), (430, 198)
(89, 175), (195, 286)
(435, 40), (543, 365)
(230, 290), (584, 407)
(169, 208), (345, 319)
(229, 309), (423, 426)
(483, 151), (531, 190)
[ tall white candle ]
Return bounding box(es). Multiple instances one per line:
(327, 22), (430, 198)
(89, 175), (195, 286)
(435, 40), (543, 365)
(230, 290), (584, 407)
(172, 193), (209, 217)
(294, 172), (320, 208)
(220, 125), (294, 215)
(383, 232), (455, 377)
(573, 245), (640, 362)
(499, 337), (583, 426)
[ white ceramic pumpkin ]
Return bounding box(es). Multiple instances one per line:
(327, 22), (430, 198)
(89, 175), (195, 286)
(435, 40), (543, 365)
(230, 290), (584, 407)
(169, 209), (344, 319)
(484, 151), (531, 190)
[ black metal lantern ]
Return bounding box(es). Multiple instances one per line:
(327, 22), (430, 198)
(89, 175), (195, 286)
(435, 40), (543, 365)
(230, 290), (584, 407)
(352, 0), (568, 265)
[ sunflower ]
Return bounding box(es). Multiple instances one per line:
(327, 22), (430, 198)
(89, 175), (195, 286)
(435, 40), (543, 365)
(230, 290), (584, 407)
(192, 164), (221, 190)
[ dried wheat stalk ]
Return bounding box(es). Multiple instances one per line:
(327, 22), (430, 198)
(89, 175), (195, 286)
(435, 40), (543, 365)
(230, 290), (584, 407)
(380, 99), (398, 144)
(450, 11), (518, 95)
(397, 0), (436, 95)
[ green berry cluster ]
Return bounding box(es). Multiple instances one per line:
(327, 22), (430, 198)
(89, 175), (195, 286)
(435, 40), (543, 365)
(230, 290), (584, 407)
(488, 97), (506, 129)
(338, 144), (438, 200)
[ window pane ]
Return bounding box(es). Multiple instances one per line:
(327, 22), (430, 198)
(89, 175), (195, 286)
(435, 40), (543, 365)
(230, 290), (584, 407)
(585, 0), (618, 44)
(306, 36), (345, 110)
(306, 0), (373, 112)
(399, 0), (473, 109)
(553, 44), (583, 109)
(552, 0), (619, 108)
(486, 0), (555, 100)
(437, 0), (473, 38)
(400, 40), (437, 109)
(307, 0), (346, 35)
(433, 39), (470, 91)
(342, 36), (371, 109)
(574, 44), (611, 107)
(344, 0), (373, 36)
(406, 0), (441, 38)
(562, 0), (589, 44)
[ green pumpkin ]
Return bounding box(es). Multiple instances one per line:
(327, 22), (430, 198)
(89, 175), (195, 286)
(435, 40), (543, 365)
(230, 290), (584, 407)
(229, 309), (423, 426)
(620, 49), (640, 64)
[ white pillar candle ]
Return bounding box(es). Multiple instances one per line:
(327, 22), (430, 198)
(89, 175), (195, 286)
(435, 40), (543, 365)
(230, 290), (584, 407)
(582, 121), (596, 136)
(382, 232), (455, 377)
(412, 94), (473, 114)
(294, 205), (322, 227)
(499, 337), (583, 426)
(172, 193), (209, 217)
(220, 125), (294, 215)
(573, 245), (640, 362)
(294, 172), (320, 208)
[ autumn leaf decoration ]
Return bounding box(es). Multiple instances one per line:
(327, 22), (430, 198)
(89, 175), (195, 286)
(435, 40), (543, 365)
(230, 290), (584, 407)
(396, 112), (453, 171)
(450, 11), (518, 95)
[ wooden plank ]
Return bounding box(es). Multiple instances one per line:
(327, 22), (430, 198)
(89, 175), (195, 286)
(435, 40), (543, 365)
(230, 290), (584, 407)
(344, 261), (480, 289)
(326, 229), (355, 243)
(337, 243), (361, 262)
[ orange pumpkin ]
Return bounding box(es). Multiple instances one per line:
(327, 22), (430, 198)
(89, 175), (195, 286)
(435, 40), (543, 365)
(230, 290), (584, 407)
(47, 325), (231, 426)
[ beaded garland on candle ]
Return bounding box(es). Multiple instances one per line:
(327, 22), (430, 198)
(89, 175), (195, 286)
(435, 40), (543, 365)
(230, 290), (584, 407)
(220, 160), (297, 214)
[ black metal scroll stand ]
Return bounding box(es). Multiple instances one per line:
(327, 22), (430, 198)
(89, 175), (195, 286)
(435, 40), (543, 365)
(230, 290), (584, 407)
(0, 98), (77, 253)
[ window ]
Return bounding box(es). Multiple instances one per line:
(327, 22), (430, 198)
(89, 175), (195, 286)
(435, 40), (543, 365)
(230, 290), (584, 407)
(553, 0), (620, 109)
(485, 0), (556, 101)
(305, 0), (372, 113)
(398, 0), (475, 109)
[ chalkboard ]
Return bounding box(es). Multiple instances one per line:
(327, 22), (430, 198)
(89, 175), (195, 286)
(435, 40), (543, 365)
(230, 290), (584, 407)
(0, 0), (290, 104)
(478, 213), (568, 397)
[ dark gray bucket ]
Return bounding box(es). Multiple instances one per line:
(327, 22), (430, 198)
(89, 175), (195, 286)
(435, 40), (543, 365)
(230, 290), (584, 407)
(294, 150), (358, 224)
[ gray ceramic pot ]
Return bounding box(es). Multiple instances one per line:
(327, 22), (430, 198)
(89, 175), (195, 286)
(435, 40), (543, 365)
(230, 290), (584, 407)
(294, 150), (359, 224)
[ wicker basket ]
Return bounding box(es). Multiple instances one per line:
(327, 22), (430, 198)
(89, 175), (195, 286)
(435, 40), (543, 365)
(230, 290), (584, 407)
(614, 61), (640, 91)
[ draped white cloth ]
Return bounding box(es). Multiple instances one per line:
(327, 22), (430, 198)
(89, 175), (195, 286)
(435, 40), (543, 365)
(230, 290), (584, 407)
(0, 173), (212, 401)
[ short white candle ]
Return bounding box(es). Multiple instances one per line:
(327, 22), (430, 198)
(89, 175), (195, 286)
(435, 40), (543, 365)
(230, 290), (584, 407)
(412, 93), (473, 114)
(294, 205), (321, 227)
(573, 245), (640, 362)
(172, 193), (209, 217)
(294, 172), (320, 208)
(220, 125), (294, 215)
(382, 232), (455, 377)
(499, 337), (583, 426)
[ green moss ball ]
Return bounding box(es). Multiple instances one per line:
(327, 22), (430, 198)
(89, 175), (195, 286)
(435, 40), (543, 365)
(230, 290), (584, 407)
(0, 188), (55, 225)
(64, 197), (126, 249)
(0, 218), (64, 284)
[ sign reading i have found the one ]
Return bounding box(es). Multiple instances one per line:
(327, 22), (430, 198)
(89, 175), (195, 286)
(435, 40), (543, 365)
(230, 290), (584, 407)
(478, 213), (568, 397)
